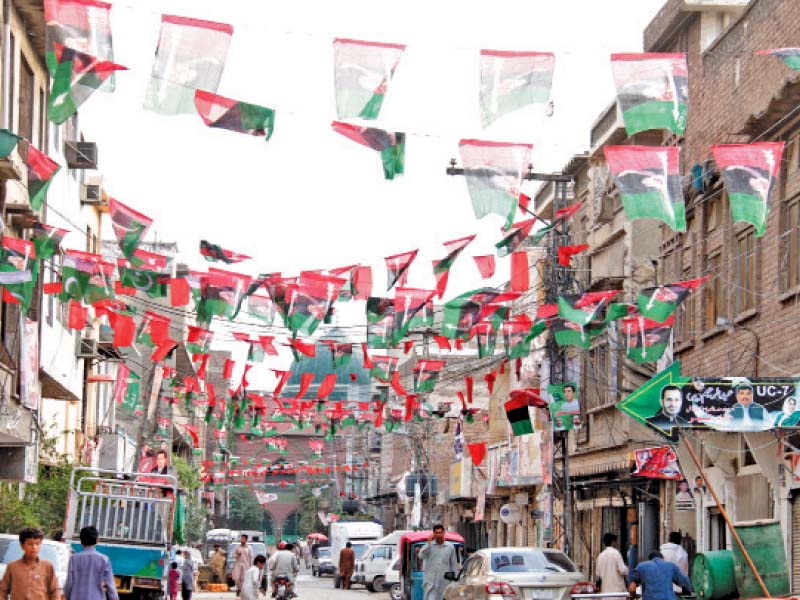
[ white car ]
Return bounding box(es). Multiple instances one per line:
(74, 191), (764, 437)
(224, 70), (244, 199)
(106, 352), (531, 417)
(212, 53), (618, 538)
(383, 556), (401, 600)
(0, 533), (70, 589)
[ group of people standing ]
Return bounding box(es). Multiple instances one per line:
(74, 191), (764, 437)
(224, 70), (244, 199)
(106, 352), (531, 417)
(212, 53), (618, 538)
(596, 531), (693, 600)
(0, 526), (118, 600)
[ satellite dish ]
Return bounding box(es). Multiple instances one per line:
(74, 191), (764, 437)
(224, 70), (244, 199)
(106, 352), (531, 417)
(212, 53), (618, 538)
(499, 503), (522, 524)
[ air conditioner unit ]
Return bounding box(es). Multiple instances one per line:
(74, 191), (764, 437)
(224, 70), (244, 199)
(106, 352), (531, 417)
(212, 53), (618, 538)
(76, 337), (98, 358)
(64, 141), (98, 169)
(80, 182), (102, 204)
(405, 473), (438, 498)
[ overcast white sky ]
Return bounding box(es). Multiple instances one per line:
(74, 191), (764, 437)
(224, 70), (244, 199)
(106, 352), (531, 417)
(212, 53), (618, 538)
(79, 0), (665, 384)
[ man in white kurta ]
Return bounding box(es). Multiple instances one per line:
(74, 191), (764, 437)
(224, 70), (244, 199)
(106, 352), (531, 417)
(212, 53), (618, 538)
(241, 555), (266, 600)
(595, 533), (628, 595)
(418, 525), (459, 600)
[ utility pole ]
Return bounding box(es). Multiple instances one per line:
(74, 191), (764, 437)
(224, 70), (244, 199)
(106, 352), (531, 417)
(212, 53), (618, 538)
(446, 162), (576, 555)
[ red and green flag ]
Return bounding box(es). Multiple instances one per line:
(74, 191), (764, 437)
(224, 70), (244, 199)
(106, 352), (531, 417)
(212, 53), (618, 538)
(393, 287), (434, 343)
(611, 53), (688, 135)
(757, 48), (800, 70)
(558, 291), (620, 326)
(47, 42), (127, 124)
(385, 249), (417, 291)
(117, 258), (168, 298)
(332, 38), (405, 120)
(441, 288), (519, 340)
(459, 139), (532, 229)
(604, 145), (686, 232)
(109, 198), (152, 260)
(196, 269), (251, 325)
(186, 325), (213, 356)
(479, 50), (554, 127)
(331, 121), (405, 180)
(200, 239), (251, 264)
(621, 315), (673, 364)
(504, 394), (533, 436)
(473, 255), (496, 279)
(332, 343), (354, 368)
(61, 250), (114, 304)
(711, 142), (785, 236)
(265, 275), (298, 328)
(194, 90), (275, 140)
(247, 294), (276, 325)
(287, 272), (346, 336)
(144, 15), (233, 115)
(472, 321), (496, 358)
(26, 144), (61, 211)
(637, 277), (707, 323)
(32, 222), (68, 260)
(0, 237), (36, 309)
(552, 318), (605, 349)
(370, 354), (398, 383)
(366, 297), (397, 349)
(558, 244), (589, 266)
(495, 218), (536, 257)
(432, 234), (475, 299)
(503, 316), (533, 359)
(413, 359), (446, 394)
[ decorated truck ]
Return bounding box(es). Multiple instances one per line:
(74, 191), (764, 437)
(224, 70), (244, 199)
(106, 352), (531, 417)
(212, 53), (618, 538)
(64, 467), (178, 600)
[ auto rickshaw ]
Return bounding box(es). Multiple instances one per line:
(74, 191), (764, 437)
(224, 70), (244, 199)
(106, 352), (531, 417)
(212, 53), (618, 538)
(399, 531), (466, 600)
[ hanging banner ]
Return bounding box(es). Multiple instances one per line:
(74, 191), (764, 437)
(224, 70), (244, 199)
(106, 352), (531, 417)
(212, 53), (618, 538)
(618, 361), (800, 440)
(547, 382), (580, 431)
(20, 318), (40, 411)
(632, 446), (682, 480)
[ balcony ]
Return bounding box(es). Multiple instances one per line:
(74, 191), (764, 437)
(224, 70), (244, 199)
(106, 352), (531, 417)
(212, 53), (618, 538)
(590, 102), (626, 157)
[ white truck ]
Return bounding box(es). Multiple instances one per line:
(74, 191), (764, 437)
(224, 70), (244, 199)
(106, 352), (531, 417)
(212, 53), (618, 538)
(330, 521), (384, 588)
(353, 530), (409, 592)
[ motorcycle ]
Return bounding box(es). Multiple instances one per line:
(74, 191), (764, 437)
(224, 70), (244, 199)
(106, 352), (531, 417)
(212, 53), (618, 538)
(274, 576), (293, 600)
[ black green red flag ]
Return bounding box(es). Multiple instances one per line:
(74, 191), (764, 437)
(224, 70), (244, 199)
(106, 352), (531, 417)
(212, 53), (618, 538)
(194, 90), (275, 140)
(496, 218), (536, 257)
(637, 277), (707, 323)
(503, 316), (533, 359)
(558, 244), (589, 266)
(47, 43), (127, 124)
(109, 198), (152, 260)
(413, 359), (446, 394)
(199, 239), (251, 264)
(611, 53), (688, 135)
(459, 139), (532, 229)
(331, 121), (405, 180)
(604, 145), (686, 232)
(557, 291), (620, 326)
(479, 50), (554, 127)
(186, 325), (213, 355)
(757, 48), (800, 71)
(333, 38), (406, 120)
(265, 275), (298, 328)
(711, 142), (785, 236)
(370, 355), (398, 383)
(529, 203), (582, 245)
(621, 315), (674, 364)
(32, 222), (68, 260)
(552, 318), (605, 349)
(0, 237), (36, 310)
(432, 234), (475, 299)
(366, 297), (397, 349)
(287, 272), (346, 336)
(472, 322), (496, 358)
(441, 288), (519, 340)
(26, 144), (60, 211)
(393, 287), (434, 343)
(385, 249), (418, 291)
(504, 394), (534, 436)
(247, 294), (276, 325)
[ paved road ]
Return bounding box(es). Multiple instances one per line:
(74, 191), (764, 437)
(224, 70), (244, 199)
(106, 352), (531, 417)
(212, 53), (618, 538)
(194, 568), (385, 600)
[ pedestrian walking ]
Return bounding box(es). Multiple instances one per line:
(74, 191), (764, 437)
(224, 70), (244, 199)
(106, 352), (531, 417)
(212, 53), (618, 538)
(629, 551), (692, 600)
(418, 524), (458, 600)
(0, 527), (60, 600)
(233, 534), (254, 597)
(595, 532), (628, 595)
(168, 562), (180, 600)
(242, 555), (267, 600)
(338, 541), (355, 590)
(63, 525), (119, 600)
(660, 532), (689, 577)
(302, 542), (312, 569)
(209, 544), (226, 583)
(180, 551), (194, 600)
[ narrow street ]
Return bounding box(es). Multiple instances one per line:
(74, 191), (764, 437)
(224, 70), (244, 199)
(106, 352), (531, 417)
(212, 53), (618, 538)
(195, 569), (383, 600)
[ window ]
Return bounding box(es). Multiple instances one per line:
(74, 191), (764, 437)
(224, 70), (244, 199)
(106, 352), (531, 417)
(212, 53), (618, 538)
(676, 265), (695, 343)
(18, 55), (34, 142)
(705, 254), (725, 329)
(735, 228), (756, 314)
(706, 193), (723, 232)
(782, 195), (800, 291)
(584, 343), (609, 410)
(6, 34), (14, 130)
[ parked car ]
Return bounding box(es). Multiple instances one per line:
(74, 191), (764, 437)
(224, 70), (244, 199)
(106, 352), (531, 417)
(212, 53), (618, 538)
(225, 542), (268, 587)
(443, 547), (596, 600)
(382, 555), (402, 600)
(0, 534), (70, 589)
(354, 531), (408, 592)
(313, 546), (335, 577)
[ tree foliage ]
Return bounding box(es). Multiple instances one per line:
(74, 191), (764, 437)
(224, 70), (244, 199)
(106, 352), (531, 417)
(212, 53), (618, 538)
(227, 487), (264, 531)
(172, 454), (208, 544)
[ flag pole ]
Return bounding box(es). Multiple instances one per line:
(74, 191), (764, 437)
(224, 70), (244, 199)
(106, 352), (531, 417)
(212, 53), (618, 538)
(680, 435), (770, 598)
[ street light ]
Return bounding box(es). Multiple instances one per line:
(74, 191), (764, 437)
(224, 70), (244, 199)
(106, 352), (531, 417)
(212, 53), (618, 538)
(716, 317), (760, 377)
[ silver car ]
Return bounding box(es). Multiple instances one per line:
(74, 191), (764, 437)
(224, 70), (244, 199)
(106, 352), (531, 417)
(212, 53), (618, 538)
(444, 547), (596, 600)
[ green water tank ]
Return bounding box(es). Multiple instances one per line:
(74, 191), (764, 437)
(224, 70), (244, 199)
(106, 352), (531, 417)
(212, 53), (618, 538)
(692, 550), (738, 600)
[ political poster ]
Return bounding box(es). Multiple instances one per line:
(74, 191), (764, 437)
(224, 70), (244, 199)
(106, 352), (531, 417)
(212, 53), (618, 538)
(548, 382), (580, 431)
(633, 446), (682, 480)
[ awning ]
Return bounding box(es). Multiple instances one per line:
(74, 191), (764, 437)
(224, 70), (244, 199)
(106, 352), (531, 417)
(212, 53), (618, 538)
(39, 369), (80, 402)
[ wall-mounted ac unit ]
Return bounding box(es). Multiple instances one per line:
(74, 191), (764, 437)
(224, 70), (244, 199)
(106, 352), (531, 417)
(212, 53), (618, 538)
(65, 141), (98, 169)
(75, 337), (98, 358)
